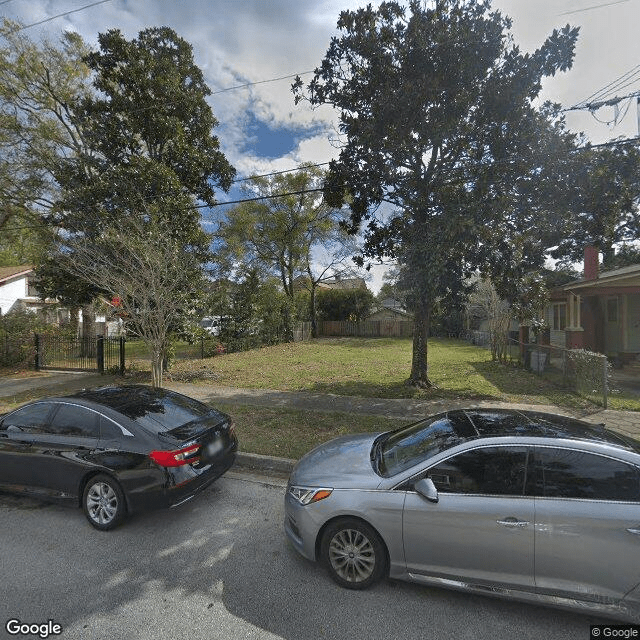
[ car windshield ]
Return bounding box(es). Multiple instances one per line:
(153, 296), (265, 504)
(377, 412), (476, 477)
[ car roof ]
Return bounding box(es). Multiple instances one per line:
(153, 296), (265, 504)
(450, 409), (640, 454)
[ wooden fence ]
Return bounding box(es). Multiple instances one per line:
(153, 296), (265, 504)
(295, 320), (414, 339)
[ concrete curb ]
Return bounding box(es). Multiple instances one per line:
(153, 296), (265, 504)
(235, 451), (296, 475)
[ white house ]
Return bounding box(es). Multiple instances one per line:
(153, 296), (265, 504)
(0, 265), (67, 322)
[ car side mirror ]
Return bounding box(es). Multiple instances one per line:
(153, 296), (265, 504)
(415, 477), (439, 503)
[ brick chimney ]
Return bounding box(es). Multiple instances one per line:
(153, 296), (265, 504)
(584, 246), (599, 280)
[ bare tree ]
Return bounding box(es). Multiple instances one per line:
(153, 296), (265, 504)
(467, 279), (511, 362)
(55, 218), (204, 387)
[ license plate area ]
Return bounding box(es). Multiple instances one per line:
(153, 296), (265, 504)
(205, 439), (224, 457)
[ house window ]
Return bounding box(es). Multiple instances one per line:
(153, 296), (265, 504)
(552, 303), (567, 330)
(607, 298), (618, 323)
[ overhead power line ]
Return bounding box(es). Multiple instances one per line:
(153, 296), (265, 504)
(564, 90), (640, 112)
(4, 135), (640, 235)
(5, 0), (114, 34)
(211, 72), (314, 96)
(571, 63), (640, 110)
(558, 0), (630, 16)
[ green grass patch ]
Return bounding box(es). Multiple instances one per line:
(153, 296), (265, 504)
(216, 402), (403, 460)
(170, 337), (626, 410)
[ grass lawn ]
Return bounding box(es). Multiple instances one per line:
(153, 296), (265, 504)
(169, 337), (640, 411)
(216, 402), (403, 460)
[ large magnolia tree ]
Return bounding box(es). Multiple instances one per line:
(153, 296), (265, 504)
(41, 27), (235, 385)
(294, 0), (579, 387)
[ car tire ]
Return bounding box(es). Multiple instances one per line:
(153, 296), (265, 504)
(82, 474), (127, 531)
(320, 518), (387, 590)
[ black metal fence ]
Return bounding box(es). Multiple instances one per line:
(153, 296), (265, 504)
(35, 334), (125, 374)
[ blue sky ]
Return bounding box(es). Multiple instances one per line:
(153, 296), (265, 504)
(3, 0), (639, 289)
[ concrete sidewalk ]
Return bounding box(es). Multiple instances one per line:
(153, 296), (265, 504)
(0, 372), (114, 400)
(1, 371), (639, 442)
(162, 382), (640, 442)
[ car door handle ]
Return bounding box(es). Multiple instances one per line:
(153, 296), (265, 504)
(627, 527), (640, 536)
(497, 517), (529, 528)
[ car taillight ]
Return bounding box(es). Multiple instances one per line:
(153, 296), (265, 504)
(228, 422), (235, 438)
(149, 444), (201, 467)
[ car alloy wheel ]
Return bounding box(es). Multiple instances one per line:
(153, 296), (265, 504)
(82, 474), (126, 531)
(321, 518), (387, 589)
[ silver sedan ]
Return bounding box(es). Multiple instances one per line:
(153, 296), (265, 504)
(284, 409), (640, 621)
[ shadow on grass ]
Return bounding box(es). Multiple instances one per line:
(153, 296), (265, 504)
(305, 377), (501, 402)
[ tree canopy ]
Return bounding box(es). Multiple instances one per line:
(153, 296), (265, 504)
(39, 26), (235, 385)
(294, 0), (579, 386)
(0, 19), (92, 256)
(218, 164), (358, 337)
(552, 143), (640, 268)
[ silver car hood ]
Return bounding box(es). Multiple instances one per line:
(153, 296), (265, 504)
(289, 433), (383, 489)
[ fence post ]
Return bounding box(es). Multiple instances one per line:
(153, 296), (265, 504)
(602, 355), (608, 409)
(96, 336), (104, 374)
(119, 336), (126, 375)
(201, 336), (204, 359)
(34, 333), (41, 370)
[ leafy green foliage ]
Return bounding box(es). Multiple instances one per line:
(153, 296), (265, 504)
(0, 309), (64, 368)
(215, 270), (292, 353)
(551, 144), (640, 267)
(316, 288), (375, 321)
(0, 20), (92, 232)
(37, 27), (234, 386)
(603, 245), (640, 270)
(294, 0), (579, 387)
(218, 164), (359, 337)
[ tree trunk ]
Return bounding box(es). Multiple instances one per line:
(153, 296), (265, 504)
(407, 299), (434, 388)
(81, 305), (96, 357)
(69, 307), (80, 338)
(151, 348), (163, 388)
(310, 285), (318, 338)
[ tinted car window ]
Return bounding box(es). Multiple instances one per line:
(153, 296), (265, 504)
(125, 393), (213, 434)
(427, 446), (529, 496)
(379, 413), (474, 477)
(99, 416), (125, 440)
(48, 404), (99, 437)
(2, 403), (52, 433)
(534, 448), (640, 501)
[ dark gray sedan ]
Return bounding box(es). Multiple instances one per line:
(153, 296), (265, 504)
(0, 385), (237, 530)
(284, 409), (640, 621)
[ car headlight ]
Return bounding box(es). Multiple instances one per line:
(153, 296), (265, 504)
(288, 485), (333, 505)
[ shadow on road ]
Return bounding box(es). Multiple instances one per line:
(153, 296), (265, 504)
(0, 476), (613, 640)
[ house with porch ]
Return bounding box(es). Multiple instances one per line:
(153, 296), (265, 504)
(546, 247), (640, 365)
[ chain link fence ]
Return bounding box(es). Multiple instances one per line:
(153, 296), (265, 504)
(511, 339), (610, 408)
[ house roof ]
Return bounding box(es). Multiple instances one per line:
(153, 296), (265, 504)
(562, 262), (640, 292)
(318, 277), (367, 290)
(0, 265), (34, 285)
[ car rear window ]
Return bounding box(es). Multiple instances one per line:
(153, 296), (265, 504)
(124, 394), (214, 434)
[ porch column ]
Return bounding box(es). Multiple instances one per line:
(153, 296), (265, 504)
(565, 292), (584, 349)
(623, 294), (628, 352)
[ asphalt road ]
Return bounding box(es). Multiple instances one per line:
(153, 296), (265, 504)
(0, 471), (614, 640)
